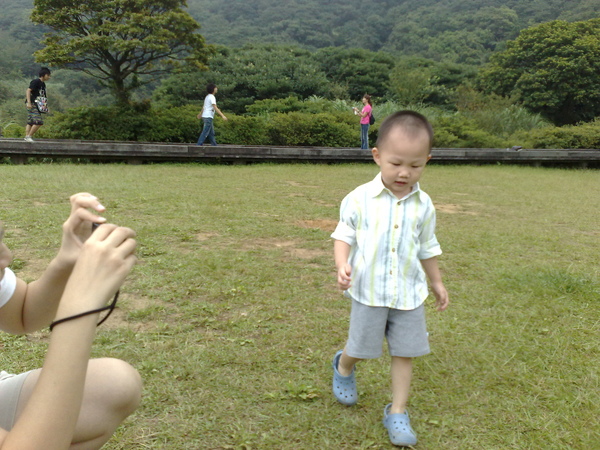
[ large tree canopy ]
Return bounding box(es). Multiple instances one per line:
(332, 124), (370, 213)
(32, 0), (208, 104)
(478, 19), (600, 125)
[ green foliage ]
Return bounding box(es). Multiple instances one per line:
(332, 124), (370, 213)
(515, 119), (600, 149)
(456, 87), (550, 138)
(478, 18), (600, 125)
(313, 47), (396, 99)
(217, 115), (270, 145)
(37, 103), (363, 147)
(153, 45), (330, 114)
(31, 0), (208, 104)
(140, 106), (200, 143)
(40, 104), (153, 141)
(432, 114), (505, 148)
(267, 112), (356, 147)
(182, 0), (595, 66)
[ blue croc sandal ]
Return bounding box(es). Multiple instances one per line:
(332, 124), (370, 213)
(331, 350), (358, 406)
(383, 403), (417, 447)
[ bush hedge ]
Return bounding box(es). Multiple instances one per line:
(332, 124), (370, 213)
(40, 105), (369, 147)
(515, 119), (600, 149)
(34, 103), (600, 149)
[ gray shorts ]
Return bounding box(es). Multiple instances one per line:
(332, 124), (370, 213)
(346, 300), (430, 359)
(0, 370), (32, 431)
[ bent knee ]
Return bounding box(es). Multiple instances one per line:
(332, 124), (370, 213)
(90, 358), (142, 413)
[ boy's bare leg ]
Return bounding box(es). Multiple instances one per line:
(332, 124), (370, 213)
(390, 356), (412, 414)
(338, 349), (362, 376)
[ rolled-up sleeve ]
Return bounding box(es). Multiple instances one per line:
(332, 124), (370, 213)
(417, 201), (442, 260)
(331, 194), (358, 246)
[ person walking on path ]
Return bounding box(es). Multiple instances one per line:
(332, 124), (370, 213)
(24, 67), (51, 142)
(196, 83), (228, 146)
(352, 94), (373, 149)
(330, 110), (449, 447)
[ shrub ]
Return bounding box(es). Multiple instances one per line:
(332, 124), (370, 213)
(432, 114), (506, 148)
(217, 115), (270, 145)
(139, 106), (199, 143)
(514, 119), (600, 149)
(41, 104), (153, 141)
(1, 123), (24, 138)
(267, 112), (357, 147)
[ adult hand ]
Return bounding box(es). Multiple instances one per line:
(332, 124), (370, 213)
(62, 224), (137, 312)
(56, 193), (107, 267)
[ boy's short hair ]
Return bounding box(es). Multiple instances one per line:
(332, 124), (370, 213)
(376, 110), (434, 150)
(206, 83), (217, 94)
(38, 67), (51, 78)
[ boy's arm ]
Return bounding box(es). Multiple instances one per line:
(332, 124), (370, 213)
(334, 240), (352, 290)
(196, 107), (204, 119)
(0, 194), (107, 334)
(420, 256), (449, 311)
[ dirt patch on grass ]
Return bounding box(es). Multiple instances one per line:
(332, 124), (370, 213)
(196, 232), (220, 241)
(100, 293), (156, 332)
(436, 203), (479, 215)
(244, 238), (328, 260)
(286, 181), (320, 188)
(296, 219), (338, 232)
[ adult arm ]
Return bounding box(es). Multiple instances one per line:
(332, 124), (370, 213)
(213, 103), (228, 121)
(25, 88), (33, 109)
(0, 224), (136, 450)
(420, 256), (449, 311)
(0, 193), (107, 334)
(353, 106), (370, 119)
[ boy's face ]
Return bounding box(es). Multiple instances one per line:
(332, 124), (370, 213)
(0, 222), (13, 282)
(372, 126), (431, 199)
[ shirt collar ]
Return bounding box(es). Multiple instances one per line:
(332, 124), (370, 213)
(368, 173), (423, 201)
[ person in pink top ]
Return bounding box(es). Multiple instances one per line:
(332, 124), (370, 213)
(352, 94), (373, 149)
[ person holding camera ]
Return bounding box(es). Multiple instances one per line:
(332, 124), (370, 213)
(352, 94), (374, 149)
(0, 193), (141, 449)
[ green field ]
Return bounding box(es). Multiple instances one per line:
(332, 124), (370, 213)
(0, 163), (598, 449)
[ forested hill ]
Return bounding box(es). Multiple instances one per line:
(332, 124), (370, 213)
(186, 0), (600, 63)
(1, 0), (599, 76)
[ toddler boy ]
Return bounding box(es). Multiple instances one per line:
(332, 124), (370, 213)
(331, 110), (449, 447)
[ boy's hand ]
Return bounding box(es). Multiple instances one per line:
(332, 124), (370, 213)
(431, 282), (449, 311)
(336, 264), (352, 290)
(57, 193), (107, 267)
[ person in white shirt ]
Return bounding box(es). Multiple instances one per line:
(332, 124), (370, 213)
(0, 193), (141, 449)
(330, 111), (449, 447)
(196, 83), (228, 146)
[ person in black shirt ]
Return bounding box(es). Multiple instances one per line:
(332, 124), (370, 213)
(24, 68), (51, 142)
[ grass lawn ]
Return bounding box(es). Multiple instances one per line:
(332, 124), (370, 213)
(0, 163), (598, 449)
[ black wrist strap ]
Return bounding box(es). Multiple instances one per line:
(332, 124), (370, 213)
(50, 291), (119, 331)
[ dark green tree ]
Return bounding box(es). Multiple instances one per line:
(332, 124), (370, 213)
(313, 47), (396, 100)
(31, 0), (208, 104)
(478, 19), (600, 125)
(153, 45), (331, 113)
